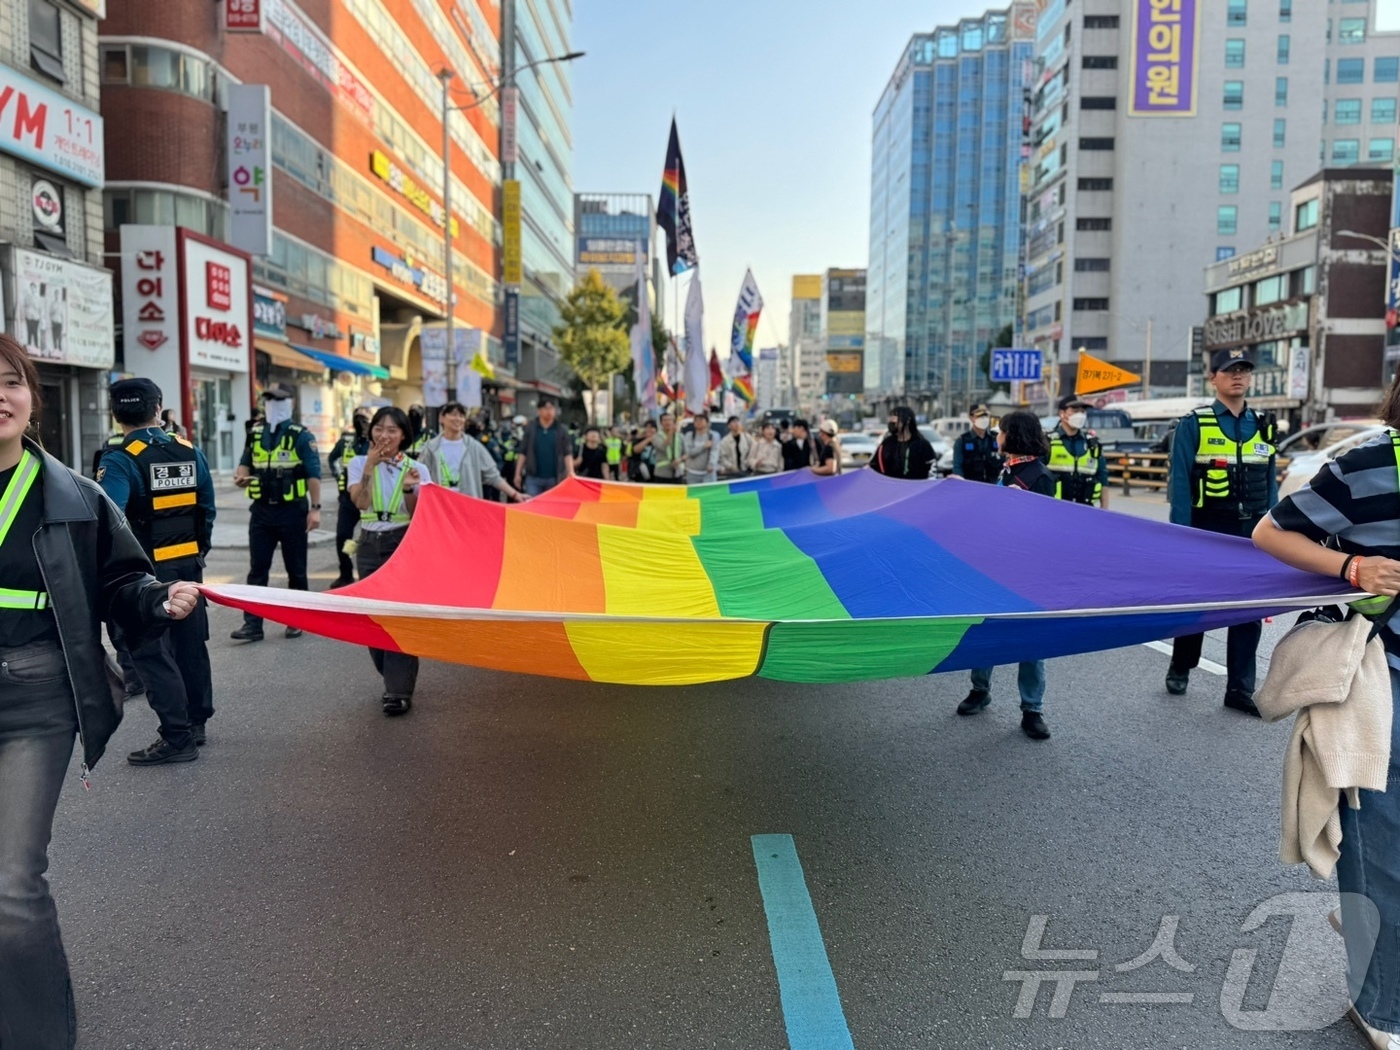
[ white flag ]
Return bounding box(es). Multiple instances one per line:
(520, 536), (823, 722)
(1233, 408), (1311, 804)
(629, 252), (656, 417)
(684, 274), (707, 415)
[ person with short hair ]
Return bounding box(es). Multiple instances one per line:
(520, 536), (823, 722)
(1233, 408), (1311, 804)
(953, 402), (1001, 483)
(782, 419), (816, 472)
(574, 425), (612, 480)
(813, 420), (842, 476)
(869, 406), (935, 479)
(417, 402), (524, 500)
(683, 414), (720, 484)
(630, 420), (658, 481)
(1048, 395), (1109, 508)
(747, 421), (782, 475)
(718, 416), (753, 479)
(514, 398), (574, 497)
(650, 414), (686, 483)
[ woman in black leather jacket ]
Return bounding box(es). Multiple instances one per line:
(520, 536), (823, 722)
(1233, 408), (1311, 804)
(0, 334), (199, 1049)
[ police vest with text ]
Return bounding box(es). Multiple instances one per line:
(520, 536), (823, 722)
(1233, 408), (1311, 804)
(959, 430), (1001, 484)
(247, 423), (310, 505)
(1047, 431), (1102, 505)
(120, 433), (205, 565)
(1190, 407), (1276, 518)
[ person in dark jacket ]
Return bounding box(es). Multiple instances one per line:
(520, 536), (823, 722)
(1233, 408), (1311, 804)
(327, 408), (371, 588)
(514, 397), (575, 496)
(957, 410), (1055, 741)
(0, 334), (199, 1048)
(781, 419), (816, 472)
(953, 402), (1001, 483)
(869, 406), (935, 480)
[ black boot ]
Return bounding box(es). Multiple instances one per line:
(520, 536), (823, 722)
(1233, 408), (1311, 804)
(230, 624), (264, 642)
(382, 694), (412, 716)
(1223, 691), (1261, 718)
(957, 690), (991, 715)
(1021, 712), (1051, 741)
(1165, 664), (1190, 695)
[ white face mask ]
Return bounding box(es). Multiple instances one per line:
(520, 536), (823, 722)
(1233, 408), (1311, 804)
(972, 416), (988, 431)
(264, 398), (293, 427)
(1067, 412), (1087, 430)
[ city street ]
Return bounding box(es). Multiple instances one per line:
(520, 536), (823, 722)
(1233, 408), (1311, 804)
(51, 491), (1364, 1049)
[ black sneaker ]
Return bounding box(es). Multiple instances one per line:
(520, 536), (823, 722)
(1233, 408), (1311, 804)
(127, 737), (199, 765)
(382, 693), (412, 716)
(1021, 712), (1051, 741)
(285, 626), (303, 639)
(328, 577), (354, 590)
(191, 724), (207, 746)
(957, 690), (991, 716)
(1223, 691), (1262, 718)
(1165, 664), (1190, 696)
(230, 625), (264, 642)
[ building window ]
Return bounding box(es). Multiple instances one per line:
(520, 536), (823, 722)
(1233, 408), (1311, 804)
(1377, 57), (1400, 83)
(1228, 0), (1247, 26)
(28, 0), (64, 83)
(1076, 217), (1112, 231)
(1268, 201), (1282, 232)
(1223, 81), (1244, 109)
(1373, 98), (1397, 124)
(1075, 258), (1111, 272)
(1217, 247), (1238, 262)
(1217, 206), (1239, 236)
(1073, 298), (1109, 311)
(1335, 98), (1363, 124)
(1369, 138), (1395, 162)
(1082, 55), (1118, 69)
(1270, 159), (1284, 190)
(1078, 177), (1113, 191)
(1338, 18), (1367, 44)
(1255, 274), (1285, 306)
(1332, 138), (1360, 163)
(1084, 15), (1119, 28)
(1079, 137), (1115, 150)
(1337, 58), (1365, 84)
(1076, 337), (1110, 352)
(1219, 164), (1241, 193)
(100, 44), (127, 82)
(1295, 198), (1319, 231)
(1273, 118), (1286, 147)
(1292, 266), (1315, 297)
(1277, 34), (1289, 64)
(1278, 0), (1290, 22)
(1275, 77), (1288, 105)
(1222, 123), (1242, 151)
(1225, 39), (1246, 68)
(1214, 286), (1243, 313)
(1080, 96), (1117, 109)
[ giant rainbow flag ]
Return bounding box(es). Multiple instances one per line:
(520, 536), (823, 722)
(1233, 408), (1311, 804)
(205, 473), (1358, 686)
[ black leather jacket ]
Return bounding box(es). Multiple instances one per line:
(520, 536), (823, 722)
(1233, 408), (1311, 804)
(25, 439), (171, 773)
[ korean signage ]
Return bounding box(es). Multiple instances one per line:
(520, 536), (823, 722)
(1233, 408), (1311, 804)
(1203, 301), (1310, 350)
(0, 64), (104, 187)
(296, 313), (344, 340)
(1226, 246), (1279, 279)
(826, 351), (863, 374)
(181, 232), (252, 373)
(7, 248), (113, 369)
(500, 86), (518, 165)
(502, 180), (522, 288)
(253, 286), (287, 340)
(120, 226), (179, 362)
(503, 288), (520, 369)
(418, 328), (449, 408)
(1129, 0), (1200, 116)
(31, 178), (62, 238)
(370, 246), (447, 304)
(227, 84), (272, 256)
(991, 348), (1044, 382)
(263, 0), (373, 128)
(369, 150), (457, 236)
(577, 238), (645, 270)
(226, 0), (262, 31)
(1248, 364), (1307, 402)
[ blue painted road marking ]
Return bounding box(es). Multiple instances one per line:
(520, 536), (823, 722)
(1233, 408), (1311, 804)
(751, 834), (856, 1050)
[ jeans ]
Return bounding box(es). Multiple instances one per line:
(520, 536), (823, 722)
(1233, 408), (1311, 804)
(969, 661), (1046, 713)
(244, 507), (309, 629)
(1170, 622), (1262, 697)
(1336, 666), (1400, 1034)
(0, 642), (78, 1050)
(356, 528), (419, 697)
(524, 476), (558, 497)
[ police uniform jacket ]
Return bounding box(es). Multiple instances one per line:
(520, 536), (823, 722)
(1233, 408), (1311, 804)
(1167, 399), (1278, 528)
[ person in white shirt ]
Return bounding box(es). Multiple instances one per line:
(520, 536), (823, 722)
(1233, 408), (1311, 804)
(416, 402), (524, 501)
(347, 406), (427, 716)
(683, 413), (721, 484)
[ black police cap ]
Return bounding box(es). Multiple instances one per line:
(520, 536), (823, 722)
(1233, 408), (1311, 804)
(109, 377), (162, 410)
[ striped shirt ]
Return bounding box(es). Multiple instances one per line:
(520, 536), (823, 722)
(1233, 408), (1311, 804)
(1268, 430), (1400, 665)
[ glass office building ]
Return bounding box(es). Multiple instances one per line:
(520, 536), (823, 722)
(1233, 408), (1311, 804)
(867, 8), (1033, 412)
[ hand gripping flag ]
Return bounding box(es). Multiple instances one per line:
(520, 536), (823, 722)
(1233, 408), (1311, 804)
(656, 119), (698, 277)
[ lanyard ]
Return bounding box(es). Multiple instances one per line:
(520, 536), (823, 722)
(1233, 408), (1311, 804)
(0, 450), (40, 549)
(370, 459), (411, 519)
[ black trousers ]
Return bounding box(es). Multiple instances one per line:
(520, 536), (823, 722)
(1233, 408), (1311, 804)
(117, 561), (212, 748)
(244, 507), (309, 629)
(356, 528), (419, 697)
(1171, 512), (1265, 696)
(335, 490), (357, 582)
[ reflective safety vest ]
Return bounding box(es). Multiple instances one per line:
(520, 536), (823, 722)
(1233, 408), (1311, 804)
(335, 435), (367, 494)
(247, 423), (309, 504)
(502, 436), (520, 465)
(360, 458), (416, 525)
(1047, 430), (1103, 505)
(409, 430), (433, 455)
(120, 431), (205, 564)
(605, 436), (622, 466)
(1190, 406), (1275, 517)
(0, 450), (47, 610)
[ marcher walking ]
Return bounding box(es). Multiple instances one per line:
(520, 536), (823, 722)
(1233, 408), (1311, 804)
(650, 414), (686, 483)
(230, 383), (321, 642)
(1047, 396), (1109, 508)
(1165, 349), (1277, 715)
(514, 397), (574, 497)
(813, 420), (842, 476)
(630, 420), (658, 481)
(574, 426), (612, 480)
(417, 402), (524, 500)
(683, 414), (720, 484)
(719, 417), (753, 479)
(747, 422), (782, 475)
(0, 334), (200, 1048)
(98, 378), (217, 762)
(869, 406), (935, 480)
(348, 407), (426, 716)
(953, 403), (1001, 483)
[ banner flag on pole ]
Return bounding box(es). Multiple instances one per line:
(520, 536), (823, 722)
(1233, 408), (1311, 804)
(1076, 351), (1142, 396)
(729, 269), (763, 373)
(629, 252), (657, 417)
(684, 275), (708, 414)
(708, 348), (724, 397)
(656, 119), (698, 277)
(725, 346), (755, 404)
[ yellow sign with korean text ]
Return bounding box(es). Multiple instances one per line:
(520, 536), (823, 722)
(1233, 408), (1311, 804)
(502, 180), (522, 287)
(1076, 351), (1141, 395)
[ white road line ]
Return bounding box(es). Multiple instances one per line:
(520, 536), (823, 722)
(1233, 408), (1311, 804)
(1142, 640), (1226, 676)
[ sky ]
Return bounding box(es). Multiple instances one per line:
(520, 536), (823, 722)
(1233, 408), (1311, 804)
(570, 0), (974, 360)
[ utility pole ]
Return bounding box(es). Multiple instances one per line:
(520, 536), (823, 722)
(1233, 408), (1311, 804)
(1144, 316), (1153, 399)
(438, 68), (455, 401)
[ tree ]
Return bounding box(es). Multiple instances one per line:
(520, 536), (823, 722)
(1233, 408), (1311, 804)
(553, 269), (631, 425)
(977, 323), (1016, 396)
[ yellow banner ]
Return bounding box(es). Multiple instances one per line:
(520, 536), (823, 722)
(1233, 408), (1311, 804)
(792, 275), (822, 299)
(502, 180), (522, 287)
(1076, 351), (1141, 395)
(827, 311), (865, 336)
(826, 351), (863, 374)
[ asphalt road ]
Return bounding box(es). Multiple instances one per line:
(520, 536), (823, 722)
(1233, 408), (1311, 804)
(50, 494), (1369, 1050)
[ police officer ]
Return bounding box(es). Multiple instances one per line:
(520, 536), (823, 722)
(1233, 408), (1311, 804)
(98, 378), (216, 762)
(407, 403), (434, 455)
(231, 383), (321, 641)
(327, 407), (370, 588)
(1164, 348), (1276, 716)
(952, 402), (1001, 483)
(605, 426), (624, 478)
(1047, 395), (1110, 508)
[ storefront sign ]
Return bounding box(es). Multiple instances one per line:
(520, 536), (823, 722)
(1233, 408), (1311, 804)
(296, 312), (344, 340)
(826, 351), (863, 374)
(263, 0), (373, 128)
(419, 328), (449, 408)
(181, 232), (251, 373)
(120, 226), (178, 359)
(253, 286), (287, 340)
(369, 150), (457, 236)
(1289, 343), (1310, 401)
(227, 84), (271, 255)
(502, 180), (522, 288)
(370, 246), (447, 304)
(1129, 0), (1200, 117)
(503, 288), (520, 368)
(1203, 300), (1310, 350)
(0, 64), (104, 187)
(1226, 245), (1279, 279)
(226, 0), (262, 31)
(500, 87), (518, 165)
(31, 178), (62, 233)
(8, 247), (114, 369)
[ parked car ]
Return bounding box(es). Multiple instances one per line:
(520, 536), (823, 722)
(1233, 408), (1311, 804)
(916, 426), (951, 472)
(838, 432), (878, 470)
(1278, 423), (1390, 498)
(1039, 408), (1149, 452)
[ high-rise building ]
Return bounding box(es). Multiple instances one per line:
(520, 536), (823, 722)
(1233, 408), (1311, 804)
(821, 267), (866, 404)
(867, 8), (1035, 416)
(573, 192), (661, 317)
(789, 275), (824, 410)
(1322, 2), (1400, 169)
(1021, 0), (1326, 397)
(1, 0), (113, 469)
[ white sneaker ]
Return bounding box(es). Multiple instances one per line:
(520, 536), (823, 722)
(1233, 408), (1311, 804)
(1348, 1006), (1397, 1050)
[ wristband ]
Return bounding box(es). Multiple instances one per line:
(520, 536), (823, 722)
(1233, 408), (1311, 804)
(1340, 554), (1357, 581)
(310, 503), (322, 510)
(1348, 557), (1363, 588)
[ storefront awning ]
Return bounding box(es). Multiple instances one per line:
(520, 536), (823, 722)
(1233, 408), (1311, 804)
(291, 344), (389, 379)
(256, 339), (324, 373)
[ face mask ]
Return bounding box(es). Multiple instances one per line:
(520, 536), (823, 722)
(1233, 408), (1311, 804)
(264, 398), (293, 427)
(888, 421), (900, 435)
(1067, 412), (1087, 430)
(972, 416), (988, 431)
